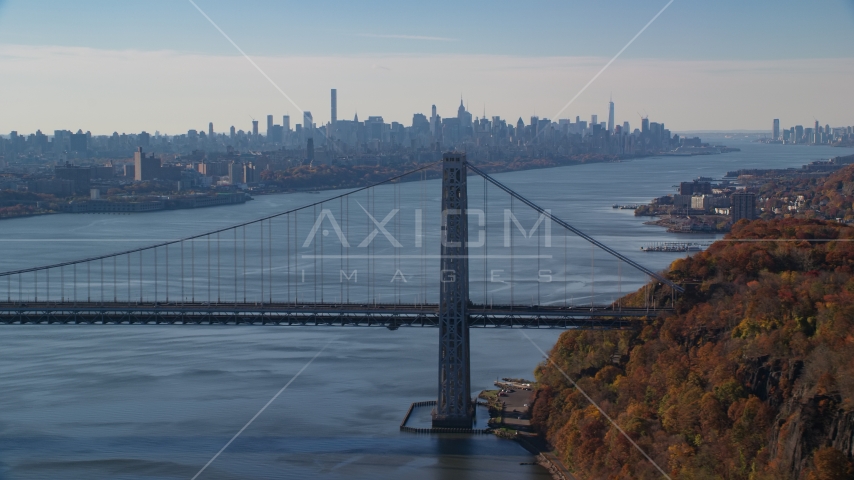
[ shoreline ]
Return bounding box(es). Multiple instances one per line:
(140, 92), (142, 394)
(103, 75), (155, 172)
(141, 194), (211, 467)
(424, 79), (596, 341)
(481, 382), (578, 480)
(0, 149), (735, 222)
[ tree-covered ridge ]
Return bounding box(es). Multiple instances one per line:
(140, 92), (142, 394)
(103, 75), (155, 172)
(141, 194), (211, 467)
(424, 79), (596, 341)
(532, 219), (854, 479)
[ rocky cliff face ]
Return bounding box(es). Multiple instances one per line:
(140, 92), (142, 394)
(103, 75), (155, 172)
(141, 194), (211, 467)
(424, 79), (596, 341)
(768, 389), (854, 477)
(734, 355), (854, 478)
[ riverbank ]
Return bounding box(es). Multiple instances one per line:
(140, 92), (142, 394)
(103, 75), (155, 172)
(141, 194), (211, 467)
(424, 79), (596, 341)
(634, 152), (854, 234)
(481, 379), (576, 480)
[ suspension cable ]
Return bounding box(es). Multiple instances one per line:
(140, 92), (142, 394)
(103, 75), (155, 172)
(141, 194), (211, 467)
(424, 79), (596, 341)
(466, 163), (684, 293)
(0, 162), (441, 278)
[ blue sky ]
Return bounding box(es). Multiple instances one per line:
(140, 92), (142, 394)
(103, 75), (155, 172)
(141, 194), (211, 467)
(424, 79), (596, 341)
(1, 0), (853, 133)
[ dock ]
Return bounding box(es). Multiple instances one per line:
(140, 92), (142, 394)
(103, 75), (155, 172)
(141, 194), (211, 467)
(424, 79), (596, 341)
(641, 242), (707, 253)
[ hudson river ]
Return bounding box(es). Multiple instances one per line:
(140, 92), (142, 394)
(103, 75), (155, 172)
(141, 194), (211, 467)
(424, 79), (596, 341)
(1, 140), (850, 479)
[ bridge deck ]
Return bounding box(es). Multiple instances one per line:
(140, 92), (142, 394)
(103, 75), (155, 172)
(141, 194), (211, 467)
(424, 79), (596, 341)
(0, 302), (666, 329)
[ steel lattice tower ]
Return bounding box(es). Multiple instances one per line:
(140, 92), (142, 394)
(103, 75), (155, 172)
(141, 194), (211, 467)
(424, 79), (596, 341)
(433, 152), (472, 428)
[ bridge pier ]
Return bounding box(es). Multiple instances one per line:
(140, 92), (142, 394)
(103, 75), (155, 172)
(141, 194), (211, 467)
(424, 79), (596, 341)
(433, 152), (473, 428)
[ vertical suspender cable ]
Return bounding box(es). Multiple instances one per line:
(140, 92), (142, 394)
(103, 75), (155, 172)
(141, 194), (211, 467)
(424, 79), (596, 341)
(269, 218), (272, 304)
(165, 244), (168, 303)
(340, 196), (343, 305)
(394, 182), (398, 304)
(591, 244), (595, 308)
(346, 196), (350, 303)
(191, 240), (195, 302)
(294, 213), (298, 303)
(371, 189), (375, 304)
(311, 205), (323, 305)
(618, 259), (622, 310)
(101, 258), (104, 302)
(114, 255), (117, 302)
(420, 171), (424, 305)
(537, 217), (541, 306)
(399, 181), (402, 304)
(243, 226), (246, 303)
(366, 189), (370, 303)
(154, 247), (158, 301)
(286, 215), (290, 304)
(217, 232), (221, 303)
(260, 220), (265, 304)
(207, 235), (211, 303)
(510, 196), (514, 307)
(233, 228), (237, 303)
(181, 241), (184, 302)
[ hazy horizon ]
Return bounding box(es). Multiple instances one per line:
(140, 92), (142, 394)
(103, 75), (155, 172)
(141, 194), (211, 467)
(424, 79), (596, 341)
(1, 0), (853, 134)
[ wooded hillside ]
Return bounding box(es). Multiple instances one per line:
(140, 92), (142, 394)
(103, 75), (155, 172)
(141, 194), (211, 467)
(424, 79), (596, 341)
(532, 218), (854, 479)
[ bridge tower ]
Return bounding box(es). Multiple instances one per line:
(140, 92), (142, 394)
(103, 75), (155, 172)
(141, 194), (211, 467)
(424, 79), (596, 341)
(433, 152), (473, 428)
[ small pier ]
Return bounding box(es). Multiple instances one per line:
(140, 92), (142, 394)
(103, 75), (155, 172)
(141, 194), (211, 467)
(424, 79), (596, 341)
(641, 242), (707, 253)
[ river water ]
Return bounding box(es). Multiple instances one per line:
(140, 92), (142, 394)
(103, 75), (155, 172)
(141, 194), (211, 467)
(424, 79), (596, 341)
(0, 141), (850, 479)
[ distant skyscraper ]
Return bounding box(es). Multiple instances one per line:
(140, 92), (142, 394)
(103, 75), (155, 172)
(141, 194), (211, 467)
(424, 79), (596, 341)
(591, 114), (598, 126)
(623, 121), (630, 133)
(266, 115), (273, 138)
(283, 115), (290, 132)
(303, 111), (313, 139)
(230, 126), (235, 139)
(252, 120), (259, 137)
(608, 100), (615, 133)
(331, 89), (337, 125)
(209, 122), (214, 137)
(457, 98), (472, 129)
(772, 119), (780, 141)
(430, 104), (437, 136)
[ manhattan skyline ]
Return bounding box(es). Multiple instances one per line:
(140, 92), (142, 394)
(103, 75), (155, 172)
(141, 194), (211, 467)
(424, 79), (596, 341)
(0, 0), (853, 133)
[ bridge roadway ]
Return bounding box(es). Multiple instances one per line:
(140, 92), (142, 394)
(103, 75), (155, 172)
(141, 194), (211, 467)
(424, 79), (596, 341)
(0, 302), (667, 329)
